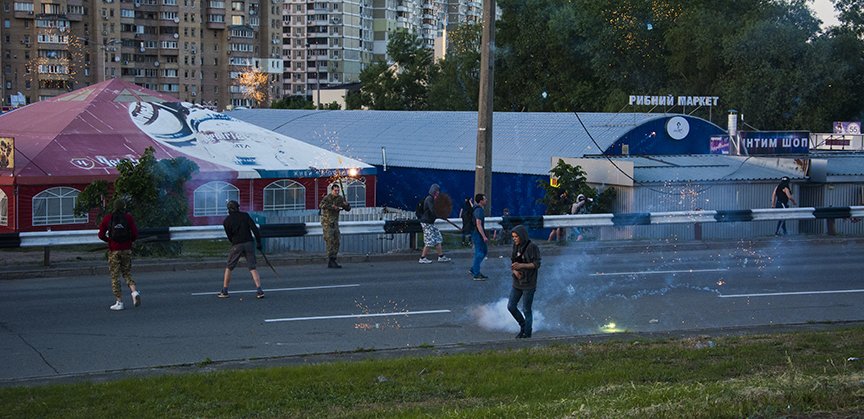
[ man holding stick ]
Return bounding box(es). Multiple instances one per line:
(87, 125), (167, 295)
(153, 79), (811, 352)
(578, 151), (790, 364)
(418, 184), (451, 264)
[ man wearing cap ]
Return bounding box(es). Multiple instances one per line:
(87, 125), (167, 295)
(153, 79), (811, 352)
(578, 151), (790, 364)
(219, 200), (264, 299)
(320, 183), (351, 268)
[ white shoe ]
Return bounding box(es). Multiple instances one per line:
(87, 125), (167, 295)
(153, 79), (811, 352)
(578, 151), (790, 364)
(437, 255), (451, 262)
(131, 291), (141, 307)
(419, 257), (432, 264)
(110, 301), (124, 311)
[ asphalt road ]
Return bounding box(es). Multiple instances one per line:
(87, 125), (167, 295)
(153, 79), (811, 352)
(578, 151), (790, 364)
(1, 237), (862, 386)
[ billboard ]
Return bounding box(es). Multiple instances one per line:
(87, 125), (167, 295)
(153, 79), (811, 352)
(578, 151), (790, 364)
(739, 131), (809, 155)
(0, 137), (12, 170)
(833, 121), (861, 135)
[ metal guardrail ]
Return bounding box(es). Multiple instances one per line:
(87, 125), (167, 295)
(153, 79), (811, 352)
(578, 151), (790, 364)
(2, 206), (862, 249)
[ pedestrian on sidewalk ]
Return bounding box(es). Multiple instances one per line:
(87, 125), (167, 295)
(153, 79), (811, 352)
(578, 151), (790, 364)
(97, 200), (141, 311)
(771, 176), (797, 235)
(320, 183), (351, 268)
(507, 224), (541, 339)
(219, 200), (264, 299)
(419, 183), (451, 264)
(470, 193), (489, 280)
(459, 196), (474, 247)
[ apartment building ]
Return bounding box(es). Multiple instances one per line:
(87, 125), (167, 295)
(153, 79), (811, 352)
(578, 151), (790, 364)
(0, 0), (283, 109)
(282, 0), (372, 99)
(282, 0), (482, 101)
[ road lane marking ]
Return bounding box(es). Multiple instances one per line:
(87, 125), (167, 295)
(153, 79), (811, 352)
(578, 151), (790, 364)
(720, 289), (864, 298)
(265, 309), (452, 323)
(590, 268), (728, 277)
(191, 284), (360, 296)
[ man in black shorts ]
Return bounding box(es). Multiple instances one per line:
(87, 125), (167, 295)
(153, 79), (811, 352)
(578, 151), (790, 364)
(219, 200), (265, 299)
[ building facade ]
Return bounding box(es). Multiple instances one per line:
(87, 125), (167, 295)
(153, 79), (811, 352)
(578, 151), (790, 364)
(281, 0), (483, 100)
(0, 0), (283, 109)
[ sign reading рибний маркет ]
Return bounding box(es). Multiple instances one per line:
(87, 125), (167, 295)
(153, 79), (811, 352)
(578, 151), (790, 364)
(628, 95), (720, 107)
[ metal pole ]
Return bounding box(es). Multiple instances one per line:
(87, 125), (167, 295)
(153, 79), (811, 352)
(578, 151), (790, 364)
(475, 0), (496, 212)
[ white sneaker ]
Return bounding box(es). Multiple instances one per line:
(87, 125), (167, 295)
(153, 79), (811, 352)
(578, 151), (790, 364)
(131, 291), (141, 307)
(419, 257), (432, 264)
(110, 301), (124, 311)
(437, 255), (451, 262)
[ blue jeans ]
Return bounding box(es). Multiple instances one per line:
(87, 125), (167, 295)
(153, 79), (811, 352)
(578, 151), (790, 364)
(775, 202), (788, 234)
(508, 287), (536, 335)
(470, 231), (487, 275)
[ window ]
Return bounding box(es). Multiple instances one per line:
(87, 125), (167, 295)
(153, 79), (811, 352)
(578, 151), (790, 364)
(32, 187), (88, 226)
(0, 189), (8, 226)
(193, 181), (239, 216)
(263, 180), (305, 211)
(329, 180), (366, 208)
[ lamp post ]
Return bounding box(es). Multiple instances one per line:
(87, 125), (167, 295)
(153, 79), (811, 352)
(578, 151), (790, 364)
(100, 38), (120, 82)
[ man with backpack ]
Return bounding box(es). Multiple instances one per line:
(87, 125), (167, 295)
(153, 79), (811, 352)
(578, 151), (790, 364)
(417, 183), (451, 264)
(459, 196), (474, 246)
(98, 200), (141, 311)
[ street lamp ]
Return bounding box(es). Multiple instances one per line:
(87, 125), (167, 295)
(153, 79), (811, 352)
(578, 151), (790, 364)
(305, 41), (320, 109)
(101, 38), (120, 82)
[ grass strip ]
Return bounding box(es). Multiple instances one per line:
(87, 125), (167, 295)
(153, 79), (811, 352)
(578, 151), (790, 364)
(2, 327), (863, 418)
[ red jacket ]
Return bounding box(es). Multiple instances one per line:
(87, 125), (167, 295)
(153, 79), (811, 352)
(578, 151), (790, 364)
(98, 212), (139, 251)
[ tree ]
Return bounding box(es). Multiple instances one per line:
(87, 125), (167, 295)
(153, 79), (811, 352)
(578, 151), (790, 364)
(76, 147), (198, 255)
(537, 159), (617, 218)
(357, 30), (433, 110)
(427, 24), (482, 110)
(236, 68), (270, 107)
(270, 95), (315, 109)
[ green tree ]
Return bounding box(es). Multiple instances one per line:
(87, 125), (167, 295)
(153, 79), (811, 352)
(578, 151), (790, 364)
(357, 30), (433, 110)
(537, 159), (596, 215)
(428, 24), (482, 111)
(270, 95), (315, 109)
(76, 147), (198, 255)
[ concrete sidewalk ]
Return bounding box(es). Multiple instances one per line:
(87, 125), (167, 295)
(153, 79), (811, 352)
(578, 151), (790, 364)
(1, 235), (858, 280)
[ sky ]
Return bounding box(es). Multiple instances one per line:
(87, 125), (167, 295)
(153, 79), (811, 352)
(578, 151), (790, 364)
(812, 0), (840, 29)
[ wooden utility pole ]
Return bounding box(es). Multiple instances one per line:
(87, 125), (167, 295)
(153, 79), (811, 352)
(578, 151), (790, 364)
(475, 0), (496, 212)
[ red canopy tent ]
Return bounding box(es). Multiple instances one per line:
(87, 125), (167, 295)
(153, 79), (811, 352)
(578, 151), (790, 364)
(0, 80), (374, 232)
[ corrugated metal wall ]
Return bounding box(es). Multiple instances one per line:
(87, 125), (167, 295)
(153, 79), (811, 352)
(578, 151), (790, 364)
(602, 181), (795, 240)
(597, 180), (864, 240)
(252, 207), (415, 255)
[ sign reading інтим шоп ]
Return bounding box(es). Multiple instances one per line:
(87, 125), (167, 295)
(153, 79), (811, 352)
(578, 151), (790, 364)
(628, 95), (720, 107)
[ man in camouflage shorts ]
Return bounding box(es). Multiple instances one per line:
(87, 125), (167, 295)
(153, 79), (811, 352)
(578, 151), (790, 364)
(418, 183), (451, 264)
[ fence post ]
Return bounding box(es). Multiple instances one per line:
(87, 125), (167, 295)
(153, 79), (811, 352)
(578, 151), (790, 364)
(694, 208), (702, 241)
(43, 227), (51, 266)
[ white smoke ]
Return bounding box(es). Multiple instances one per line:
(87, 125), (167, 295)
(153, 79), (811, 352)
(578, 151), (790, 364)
(471, 297), (545, 333)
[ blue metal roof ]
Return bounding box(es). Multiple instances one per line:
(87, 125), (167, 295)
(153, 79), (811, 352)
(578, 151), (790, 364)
(227, 109), (672, 175)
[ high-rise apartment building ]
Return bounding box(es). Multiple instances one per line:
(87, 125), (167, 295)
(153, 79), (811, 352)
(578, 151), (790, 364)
(0, 0), (283, 109)
(282, 0), (373, 99)
(282, 0), (482, 101)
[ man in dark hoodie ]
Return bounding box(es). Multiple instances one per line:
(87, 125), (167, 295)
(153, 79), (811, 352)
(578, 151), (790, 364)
(508, 224), (541, 338)
(219, 200), (264, 299)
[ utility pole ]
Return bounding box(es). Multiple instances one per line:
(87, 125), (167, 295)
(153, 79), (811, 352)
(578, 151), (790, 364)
(475, 0), (496, 211)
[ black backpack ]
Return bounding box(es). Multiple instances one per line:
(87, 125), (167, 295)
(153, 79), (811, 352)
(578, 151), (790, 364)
(109, 212), (132, 243)
(415, 199), (425, 220)
(461, 204), (475, 234)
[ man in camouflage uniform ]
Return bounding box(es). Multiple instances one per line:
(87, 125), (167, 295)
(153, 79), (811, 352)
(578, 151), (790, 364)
(320, 183), (351, 268)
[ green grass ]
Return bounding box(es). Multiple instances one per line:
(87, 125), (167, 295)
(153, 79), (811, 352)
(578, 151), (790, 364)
(2, 327), (863, 418)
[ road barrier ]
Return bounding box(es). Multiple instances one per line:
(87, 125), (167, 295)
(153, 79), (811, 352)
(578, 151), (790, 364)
(1, 206), (862, 249)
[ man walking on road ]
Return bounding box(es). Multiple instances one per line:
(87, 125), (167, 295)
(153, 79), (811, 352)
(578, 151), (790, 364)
(508, 224), (541, 339)
(219, 200), (264, 299)
(771, 176), (797, 235)
(418, 183), (451, 264)
(470, 193), (489, 280)
(319, 183), (351, 268)
(97, 200), (141, 311)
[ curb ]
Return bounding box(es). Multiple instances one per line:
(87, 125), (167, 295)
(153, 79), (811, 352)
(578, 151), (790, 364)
(1, 235), (860, 280)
